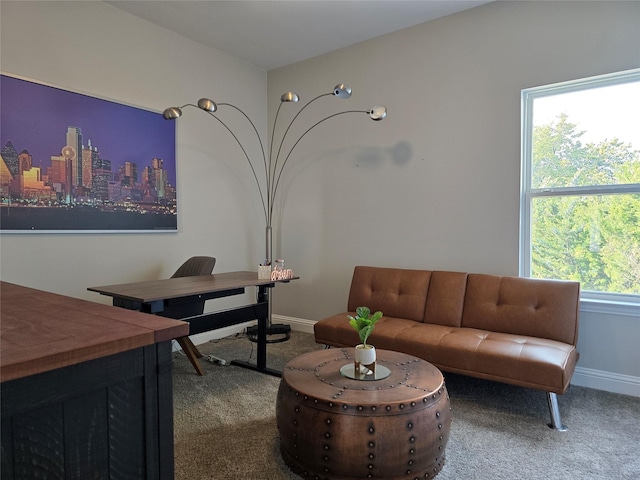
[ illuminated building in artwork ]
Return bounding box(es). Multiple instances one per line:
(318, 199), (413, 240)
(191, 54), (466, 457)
(82, 147), (92, 189)
(154, 167), (167, 199)
(21, 166), (43, 188)
(47, 153), (69, 201)
(49, 154), (67, 184)
(0, 155), (14, 197)
(92, 157), (112, 201)
(18, 166), (56, 200)
(2, 149), (54, 200)
(66, 126), (83, 189)
(61, 145), (76, 203)
(108, 180), (122, 202)
(18, 149), (32, 174)
(1, 131), (174, 207)
(141, 158), (168, 201)
(1, 141), (20, 178)
(120, 161), (138, 187)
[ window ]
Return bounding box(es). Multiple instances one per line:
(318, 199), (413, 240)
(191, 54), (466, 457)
(520, 69), (640, 314)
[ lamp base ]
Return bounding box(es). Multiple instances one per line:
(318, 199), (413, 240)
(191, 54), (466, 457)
(246, 323), (291, 344)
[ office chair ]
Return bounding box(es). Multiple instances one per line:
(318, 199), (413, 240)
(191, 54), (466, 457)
(171, 256), (216, 280)
(159, 256), (216, 375)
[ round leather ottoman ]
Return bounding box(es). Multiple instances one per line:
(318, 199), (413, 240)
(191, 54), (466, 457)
(276, 348), (451, 480)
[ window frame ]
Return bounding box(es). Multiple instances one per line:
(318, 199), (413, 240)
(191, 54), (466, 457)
(520, 68), (640, 317)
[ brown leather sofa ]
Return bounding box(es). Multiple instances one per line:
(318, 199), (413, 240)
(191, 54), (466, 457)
(314, 266), (580, 430)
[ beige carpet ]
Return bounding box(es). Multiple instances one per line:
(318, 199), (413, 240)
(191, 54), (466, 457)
(172, 332), (640, 480)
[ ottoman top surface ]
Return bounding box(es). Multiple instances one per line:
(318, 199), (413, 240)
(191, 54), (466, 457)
(281, 348), (445, 411)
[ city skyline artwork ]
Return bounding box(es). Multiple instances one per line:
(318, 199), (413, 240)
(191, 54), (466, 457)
(0, 73), (177, 232)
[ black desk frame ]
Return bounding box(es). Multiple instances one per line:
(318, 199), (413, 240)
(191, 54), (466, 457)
(112, 283), (280, 377)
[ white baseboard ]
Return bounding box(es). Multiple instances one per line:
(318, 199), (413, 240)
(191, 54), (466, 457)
(271, 314), (316, 334)
(181, 315), (640, 398)
(571, 366), (640, 397)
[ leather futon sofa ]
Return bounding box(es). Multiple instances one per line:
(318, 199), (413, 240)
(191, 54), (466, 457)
(314, 266), (581, 430)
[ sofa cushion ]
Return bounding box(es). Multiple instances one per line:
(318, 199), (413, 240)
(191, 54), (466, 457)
(393, 325), (577, 393)
(314, 314), (417, 350)
(423, 271), (467, 327)
(461, 274), (580, 345)
(313, 312), (361, 347)
(347, 266), (431, 322)
(316, 318), (577, 393)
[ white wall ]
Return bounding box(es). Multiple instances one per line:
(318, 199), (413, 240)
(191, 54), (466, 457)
(0, 1), (267, 310)
(266, 1), (640, 395)
(1, 1), (638, 395)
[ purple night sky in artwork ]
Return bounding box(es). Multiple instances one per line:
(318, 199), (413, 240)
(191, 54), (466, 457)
(0, 74), (176, 185)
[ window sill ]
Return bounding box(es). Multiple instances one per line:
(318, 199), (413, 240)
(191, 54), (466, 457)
(580, 298), (640, 317)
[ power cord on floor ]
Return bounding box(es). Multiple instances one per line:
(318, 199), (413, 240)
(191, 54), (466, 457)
(173, 330), (264, 367)
(172, 339), (230, 366)
(204, 354), (228, 366)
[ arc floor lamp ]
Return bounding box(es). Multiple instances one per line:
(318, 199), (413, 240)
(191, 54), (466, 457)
(163, 83), (386, 340)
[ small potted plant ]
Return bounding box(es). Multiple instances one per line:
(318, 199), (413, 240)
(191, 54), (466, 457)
(348, 306), (383, 375)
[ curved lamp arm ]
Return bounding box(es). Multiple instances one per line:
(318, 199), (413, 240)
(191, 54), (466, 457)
(164, 102), (269, 224)
(271, 91), (332, 182)
(217, 102), (268, 193)
(268, 93), (299, 205)
(269, 106), (387, 224)
(271, 85), (352, 193)
(163, 85), (387, 234)
(202, 110), (269, 224)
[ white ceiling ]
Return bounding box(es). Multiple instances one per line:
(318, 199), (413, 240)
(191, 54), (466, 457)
(106, 1), (492, 70)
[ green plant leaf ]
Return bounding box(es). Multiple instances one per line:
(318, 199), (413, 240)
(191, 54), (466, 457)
(347, 306), (383, 347)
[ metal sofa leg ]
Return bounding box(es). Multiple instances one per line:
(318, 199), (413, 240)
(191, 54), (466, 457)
(323, 344), (331, 349)
(546, 392), (568, 431)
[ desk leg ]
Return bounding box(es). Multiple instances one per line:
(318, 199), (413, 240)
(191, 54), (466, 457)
(231, 285), (281, 378)
(110, 298), (206, 376)
(257, 285), (268, 370)
(176, 337), (205, 376)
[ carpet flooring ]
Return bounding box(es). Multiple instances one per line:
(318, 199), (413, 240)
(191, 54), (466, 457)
(172, 332), (640, 480)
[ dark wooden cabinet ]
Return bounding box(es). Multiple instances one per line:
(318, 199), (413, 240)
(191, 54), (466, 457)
(1, 282), (188, 480)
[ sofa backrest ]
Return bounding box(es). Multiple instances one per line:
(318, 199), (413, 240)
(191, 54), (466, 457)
(423, 271), (468, 327)
(348, 266), (580, 345)
(348, 266), (431, 321)
(461, 274), (580, 345)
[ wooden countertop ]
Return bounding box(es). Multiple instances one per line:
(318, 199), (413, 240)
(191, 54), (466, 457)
(0, 281), (189, 382)
(88, 270), (298, 303)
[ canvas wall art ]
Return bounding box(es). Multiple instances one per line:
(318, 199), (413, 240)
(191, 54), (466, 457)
(0, 74), (177, 232)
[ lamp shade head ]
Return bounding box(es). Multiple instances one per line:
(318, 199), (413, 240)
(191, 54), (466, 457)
(369, 106), (387, 121)
(162, 107), (182, 120)
(333, 84), (352, 99)
(197, 98), (217, 113)
(281, 92), (299, 102)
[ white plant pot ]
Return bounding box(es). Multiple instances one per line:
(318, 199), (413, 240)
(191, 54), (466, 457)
(354, 344), (376, 375)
